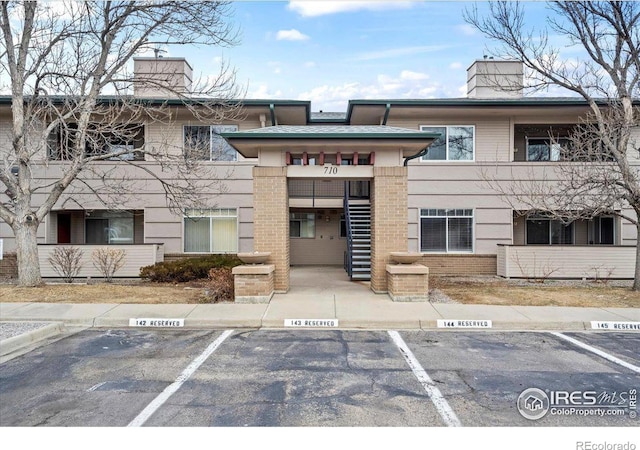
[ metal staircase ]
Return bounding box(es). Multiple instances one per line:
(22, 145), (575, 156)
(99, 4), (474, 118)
(344, 184), (371, 280)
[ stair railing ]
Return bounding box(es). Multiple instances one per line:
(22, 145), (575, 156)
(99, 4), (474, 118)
(343, 180), (353, 278)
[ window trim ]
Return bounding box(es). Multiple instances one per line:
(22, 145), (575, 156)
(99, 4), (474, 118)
(419, 125), (476, 162)
(182, 207), (239, 253)
(590, 215), (616, 245)
(524, 216), (575, 245)
(183, 124), (239, 162)
(525, 136), (571, 162)
(289, 212), (316, 239)
(419, 208), (475, 254)
(84, 210), (135, 245)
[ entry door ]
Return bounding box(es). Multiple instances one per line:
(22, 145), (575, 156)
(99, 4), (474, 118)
(57, 213), (71, 243)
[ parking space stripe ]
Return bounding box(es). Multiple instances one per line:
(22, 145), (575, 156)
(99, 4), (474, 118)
(388, 331), (462, 427)
(550, 332), (640, 374)
(127, 329), (234, 427)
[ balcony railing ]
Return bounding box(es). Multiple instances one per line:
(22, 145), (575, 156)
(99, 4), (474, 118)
(497, 245), (635, 279)
(38, 244), (164, 278)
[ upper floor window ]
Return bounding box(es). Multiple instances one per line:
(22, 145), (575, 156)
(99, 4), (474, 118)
(48, 124), (144, 161)
(526, 137), (571, 161)
(184, 125), (238, 161)
(420, 126), (474, 161)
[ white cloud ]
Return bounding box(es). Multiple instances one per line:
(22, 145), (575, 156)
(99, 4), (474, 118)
(288, 1), (413, 17)
(355, 45), (450, 61)
(400, 70), (429, 81)
(304, 61), (316, 68)
(449, 62), (463, 70)
(249, 84), (283, 99)
(276, 29), (310, 41)
(298, 69), (445, 111)
(266, 61), (283, 75)
(456, 24), (478, 36)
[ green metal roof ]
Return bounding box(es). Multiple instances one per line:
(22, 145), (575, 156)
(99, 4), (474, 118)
(220, 125), (439, 140)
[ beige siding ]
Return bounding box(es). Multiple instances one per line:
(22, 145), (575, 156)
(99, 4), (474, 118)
(38, 244), (164, 278)
(498, 245), (635, 279)
(387, 117), (511, 162)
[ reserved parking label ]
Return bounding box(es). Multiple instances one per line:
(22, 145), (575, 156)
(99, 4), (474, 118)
(591, 321), (640, 331)
(284, 319), (339, 328)
(129, 318), (185, 328)
(437, 319), (493, 329)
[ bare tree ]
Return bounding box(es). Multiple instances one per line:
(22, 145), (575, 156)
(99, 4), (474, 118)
(465, 1), (640, 289)
(0, 1), (244, 286)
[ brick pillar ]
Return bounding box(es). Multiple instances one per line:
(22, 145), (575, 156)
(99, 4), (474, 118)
(253, 167), (289, 292)
(370, 166), (408, 293)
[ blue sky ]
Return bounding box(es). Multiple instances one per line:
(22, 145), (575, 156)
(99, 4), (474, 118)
(169, 1), (565, 111)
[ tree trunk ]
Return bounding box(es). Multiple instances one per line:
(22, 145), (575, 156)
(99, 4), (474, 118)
(634, 223), (640, 291)
(14, 220), (42, 286)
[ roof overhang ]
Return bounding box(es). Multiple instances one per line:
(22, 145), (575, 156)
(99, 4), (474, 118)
(221, 126), (440, 158)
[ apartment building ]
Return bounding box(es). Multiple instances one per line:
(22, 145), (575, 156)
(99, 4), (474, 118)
(1, 57), (637, 290)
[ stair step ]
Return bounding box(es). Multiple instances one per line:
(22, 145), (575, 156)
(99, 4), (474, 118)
(351, 275), (371, 280)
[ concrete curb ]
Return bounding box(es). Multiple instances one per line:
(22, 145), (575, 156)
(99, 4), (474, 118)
(0, 322), (64, 357)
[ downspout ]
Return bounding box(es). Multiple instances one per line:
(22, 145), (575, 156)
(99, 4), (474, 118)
(269, 104), (276, 126)
(382, 103), (391, 125)
(403, 146), (429, 166)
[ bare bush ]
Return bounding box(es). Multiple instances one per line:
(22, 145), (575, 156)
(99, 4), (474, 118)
(204, 267), (234, 303)
(91, 248), (126, 282)
(511, 251), (560, 283)
(47, 247), (83, 283)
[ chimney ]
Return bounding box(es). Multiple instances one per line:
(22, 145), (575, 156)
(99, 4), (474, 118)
(467, 59), (523, 98)
(133, 57), (193, 98)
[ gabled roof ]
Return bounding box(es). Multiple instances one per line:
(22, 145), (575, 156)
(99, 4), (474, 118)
(221, 125), (441, 158)
(222, 125), (433, 139)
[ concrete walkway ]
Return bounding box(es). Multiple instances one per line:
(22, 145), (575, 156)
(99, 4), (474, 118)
(1, 266), (639, 357)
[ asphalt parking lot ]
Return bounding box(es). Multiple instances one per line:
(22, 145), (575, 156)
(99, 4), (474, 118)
(0, 329), (638, 427)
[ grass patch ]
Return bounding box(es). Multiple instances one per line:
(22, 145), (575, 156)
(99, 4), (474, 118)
(431, 277), (640, 308)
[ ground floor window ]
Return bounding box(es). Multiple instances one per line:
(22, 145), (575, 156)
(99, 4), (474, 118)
(589, 216), (615, 245)
(85, 211), (134, 244)
(290, 212), (315, 238)
(184, 208), (237, 253)
(526, 216), (574, 245)
(420, 209), (473, 252)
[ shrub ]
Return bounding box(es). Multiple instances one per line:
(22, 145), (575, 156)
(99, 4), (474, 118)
(203, 267), (234, 303)
(140, 254), (241, 283)
(92, 247), (126, 282)
(48, 247), (83, 283)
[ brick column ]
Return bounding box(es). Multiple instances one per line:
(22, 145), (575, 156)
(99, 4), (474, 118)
(370, 166), (408, 293)
(253, 167), (289, 292)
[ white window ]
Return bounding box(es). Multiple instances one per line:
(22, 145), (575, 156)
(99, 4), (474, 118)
(290, 212), (315, 238)
(420, 126), (474, 161)
(85, 210), (134, 244)
(526, 137), (571, 161)
(184, 125), (238, 161)
(590, 216), (615, 245)
(526, 216), (574, 245)
(184, 208), (238, 253)
(420, 209), (473, 253)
